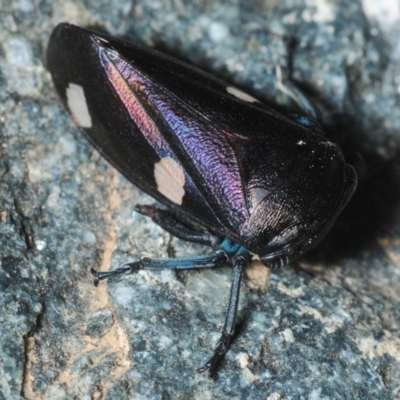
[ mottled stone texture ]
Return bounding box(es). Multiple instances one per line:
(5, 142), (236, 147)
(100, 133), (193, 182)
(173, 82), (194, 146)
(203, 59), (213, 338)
(1, 0), (400, 399)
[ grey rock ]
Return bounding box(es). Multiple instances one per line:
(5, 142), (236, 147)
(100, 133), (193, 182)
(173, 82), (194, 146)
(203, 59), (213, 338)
(1, 0), (400, 399)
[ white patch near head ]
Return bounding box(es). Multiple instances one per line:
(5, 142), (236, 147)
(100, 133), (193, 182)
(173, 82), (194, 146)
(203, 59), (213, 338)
(66, 83), (92, 128)
(154, 157), (185, 205)
(96, 36), (110, 45)
(226, 86), (258, 103)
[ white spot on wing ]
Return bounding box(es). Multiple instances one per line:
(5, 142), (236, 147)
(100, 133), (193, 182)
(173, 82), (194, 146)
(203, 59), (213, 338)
(226, 86), (258, 103)
(66, 83), (92, 128)
(154, 157), (185, 205)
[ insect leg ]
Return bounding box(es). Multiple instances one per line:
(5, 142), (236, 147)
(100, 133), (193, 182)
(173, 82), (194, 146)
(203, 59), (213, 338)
(135, 204), (220, 246)
(91, 249), (229, 286)
(91, 238), (242, 286)
(275, 65), (323, 128)
(198, 250), (252, 379)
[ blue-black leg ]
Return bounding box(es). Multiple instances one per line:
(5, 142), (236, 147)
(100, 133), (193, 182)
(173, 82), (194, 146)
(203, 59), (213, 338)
(91, 250), (229, 286)
(198, 249), (252, 379)
(91, 238), (242, 286)
(275, 65), (323, 131)
(135, 204), (220, 246)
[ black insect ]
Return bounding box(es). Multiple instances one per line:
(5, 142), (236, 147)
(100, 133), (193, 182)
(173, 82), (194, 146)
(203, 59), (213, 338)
(47, 23), (357, 379)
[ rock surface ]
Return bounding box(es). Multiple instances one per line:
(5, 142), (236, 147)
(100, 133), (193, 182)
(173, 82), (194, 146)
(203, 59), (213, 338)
(1, 0), (400, 399)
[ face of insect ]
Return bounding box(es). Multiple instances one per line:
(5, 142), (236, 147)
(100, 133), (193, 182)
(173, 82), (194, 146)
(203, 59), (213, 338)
(247, 141), (358, 269)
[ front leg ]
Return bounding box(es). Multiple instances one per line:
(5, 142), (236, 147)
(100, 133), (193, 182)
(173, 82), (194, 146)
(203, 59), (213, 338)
(275, 65), (323, 131)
